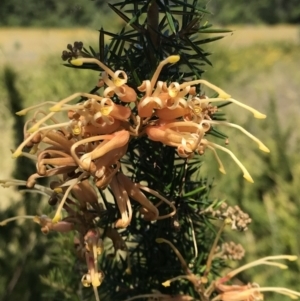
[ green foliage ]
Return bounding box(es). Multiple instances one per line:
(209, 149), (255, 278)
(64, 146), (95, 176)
(208, 0), (300, 24)
(200, 43), (300, 298)
(0, 0), (109, 28)
(62, 0), (230, 82)
(204, 41), (300, 87)
(211, 99), (300, 296)
(0, 67), (51, 301)
(97, 139), (218, 299)
(0, 0), (299, 27)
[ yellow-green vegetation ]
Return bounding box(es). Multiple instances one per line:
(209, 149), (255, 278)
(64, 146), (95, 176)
(0, 27), (299, 300)
(202, 40), (300, 296)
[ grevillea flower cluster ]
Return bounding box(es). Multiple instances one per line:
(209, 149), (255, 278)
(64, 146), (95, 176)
(0, 55), (276, 301)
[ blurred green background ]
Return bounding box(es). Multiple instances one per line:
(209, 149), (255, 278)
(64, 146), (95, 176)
(0, 1), (299, 300)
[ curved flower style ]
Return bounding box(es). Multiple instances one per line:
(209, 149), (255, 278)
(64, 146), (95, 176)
(70, 57), (137, 102)
(137, 55), (180, 117)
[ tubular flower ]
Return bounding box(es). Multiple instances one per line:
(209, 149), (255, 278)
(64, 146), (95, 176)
(137, 55), (180, 117)
(71, 57), (137, 102)
(81, 229), (104, 301)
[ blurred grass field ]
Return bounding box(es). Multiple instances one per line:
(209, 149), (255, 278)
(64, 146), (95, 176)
(0, 25), (300, 297)
(0, 25), (299, 65)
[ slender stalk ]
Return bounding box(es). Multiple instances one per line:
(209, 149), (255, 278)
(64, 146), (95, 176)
(203, 221), (226, 277)
(147, 0), (159, 66)
(147, 0), (159, 49)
